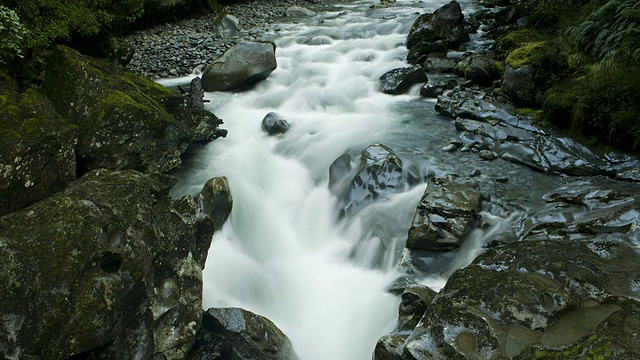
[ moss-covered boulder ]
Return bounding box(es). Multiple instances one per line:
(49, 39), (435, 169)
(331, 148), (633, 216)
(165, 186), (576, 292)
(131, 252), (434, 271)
(0, 71), (77, 216)
(43, 45), (222, 174)
(0, 169), (225, 359)
(501, 41), (567, 107)
(453, 54), (503, 86)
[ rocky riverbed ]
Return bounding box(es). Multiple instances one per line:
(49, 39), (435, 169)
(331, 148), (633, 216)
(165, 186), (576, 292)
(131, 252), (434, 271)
(125, 0), (344, 78)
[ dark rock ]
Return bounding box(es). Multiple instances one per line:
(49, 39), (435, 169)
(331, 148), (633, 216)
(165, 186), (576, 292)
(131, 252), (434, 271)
(442, 143), (458, 152)
(188, 307), (298, 360)
(379, 66), (427, 95)
(406, 177), (482, 251)
(373, 335), (405, 360)
(199, 176), (233, 231)
(42, 45), (222, 174)
(262, 112), (291, 135)
(0, 72), (77, 217)
(423, 58), (456, 73)
(496, 176), (509, 183)
(479, 150), (498, 160)
(201, 41), (277, 92)
(453, 54), (503, 86)
(420, 81), (448, 98)
(0, 169), (218, 359)
(406, 1), (469, 64)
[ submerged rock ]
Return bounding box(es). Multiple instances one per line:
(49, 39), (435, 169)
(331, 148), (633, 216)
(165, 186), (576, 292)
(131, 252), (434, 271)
(42, 45), (222, 174)
(201, 41), (277, 92)
(0, 169), (224, 359)
(188, 307), (298, 360)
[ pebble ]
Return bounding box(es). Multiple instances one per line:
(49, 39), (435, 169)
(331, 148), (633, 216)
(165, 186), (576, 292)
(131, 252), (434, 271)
(442, 144), (458, 152)
(496, 177), (509, 183)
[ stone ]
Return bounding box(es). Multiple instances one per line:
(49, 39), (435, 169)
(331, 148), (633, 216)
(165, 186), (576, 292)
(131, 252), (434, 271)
(261, 112), (291, 135)
(285, 6), (316, 17)
(188, 307), (298, 360)
(379, 66), (428, 95)
(0, 72), (77, 216)
(42, 45), (222, 174)
(0, 169), (218, 359)
(479, 150), (498, 160)
(201, 41), (277, 92)
(442, 143), (458, 152)
(406, 177), (482, 251)
(453, 54), (503, 86)
(199, 176), (233, 231)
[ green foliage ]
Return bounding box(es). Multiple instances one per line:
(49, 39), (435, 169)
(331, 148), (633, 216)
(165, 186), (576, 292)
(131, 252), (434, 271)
(543, 66), (640, 152)
(0, 6), (26, 67)
(567, 0), (640, 65)
(13, 0), (144, 50)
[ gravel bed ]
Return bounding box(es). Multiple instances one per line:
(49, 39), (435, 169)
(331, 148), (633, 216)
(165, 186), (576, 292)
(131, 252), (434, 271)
(125, 0), (344, 78)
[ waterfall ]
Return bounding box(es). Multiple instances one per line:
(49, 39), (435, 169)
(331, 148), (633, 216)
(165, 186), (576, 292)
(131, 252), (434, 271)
(167, 1), (493, 359)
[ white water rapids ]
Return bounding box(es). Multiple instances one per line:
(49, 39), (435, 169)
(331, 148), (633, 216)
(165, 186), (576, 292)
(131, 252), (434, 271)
(167, 1), (503, 359)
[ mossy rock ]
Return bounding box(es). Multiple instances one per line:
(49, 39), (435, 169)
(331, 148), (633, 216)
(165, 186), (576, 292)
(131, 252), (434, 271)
(496, 29), (546, 56)
(505, 41), (552, 69)
(0, 169), (216, 358)
(43, 45), (221, 174)
(0, 71), (77, 216)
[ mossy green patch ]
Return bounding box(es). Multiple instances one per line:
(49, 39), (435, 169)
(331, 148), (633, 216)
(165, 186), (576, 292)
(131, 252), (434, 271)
(505, 41), (550, 69)
(497, 29), (546, 55)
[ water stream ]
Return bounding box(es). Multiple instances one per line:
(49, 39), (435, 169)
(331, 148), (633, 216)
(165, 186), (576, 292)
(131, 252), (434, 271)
(167, 1), (555, 358)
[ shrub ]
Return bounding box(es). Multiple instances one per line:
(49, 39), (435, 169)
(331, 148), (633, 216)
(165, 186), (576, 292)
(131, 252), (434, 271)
(0, 6), (26, 67)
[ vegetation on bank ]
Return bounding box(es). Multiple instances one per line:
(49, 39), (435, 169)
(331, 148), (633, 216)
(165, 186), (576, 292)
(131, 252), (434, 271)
(517, 0), (640, 151)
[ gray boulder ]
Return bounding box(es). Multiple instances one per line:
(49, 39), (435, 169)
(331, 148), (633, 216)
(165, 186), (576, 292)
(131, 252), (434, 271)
(406, 177), (482, 251)
(188, 307), (298, 360)
(0, 72), (77, 217)
(201, 41), (277, 92)
(406, 1), (469, 64)
(379, 66), (427, 95)
(285, 6), (316, 17)
(0, 169), (227, 359)
(262, 112), (291, 135)
(42, 45), (223, 174)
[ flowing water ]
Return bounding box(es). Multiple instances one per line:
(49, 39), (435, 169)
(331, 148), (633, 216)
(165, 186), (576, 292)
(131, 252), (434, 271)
(167, 1), (555, 358)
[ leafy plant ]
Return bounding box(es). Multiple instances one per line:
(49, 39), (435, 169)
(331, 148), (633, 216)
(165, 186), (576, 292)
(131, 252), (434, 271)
(0, 5), (26, 67)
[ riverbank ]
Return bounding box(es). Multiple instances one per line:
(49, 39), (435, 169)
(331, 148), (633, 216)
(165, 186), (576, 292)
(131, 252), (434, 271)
(125, 0), (350, 78)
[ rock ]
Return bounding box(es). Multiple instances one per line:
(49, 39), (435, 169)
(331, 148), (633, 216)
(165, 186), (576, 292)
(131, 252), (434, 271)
(201, 41), (277, 92)
(0, 169), (219, 359)
(213, 14), (241, 36)
(373, 334), (405, 360)
(442, 143), (458, 152)
(42, 45), (222, 174)
(199, 176), (233, 231)
(403, 239), (640, 359)
(501, 41), (567, 107)
(423, 58), (456, 73)
(0, 72), (77, 216)
(379, 66), (427, 95)
(188, 307), (298, 360)
(406, 1), (469, 64)
(479, 150), (498, 160)
(261, 112), (291, 135)
(453, 54), (503, 86)
(285, 6), (316, 17)
(406, 177), (482, 251)
(420, 81), (448, 98)
(330, 144), (406, 215)
(496, 176), (509, 183)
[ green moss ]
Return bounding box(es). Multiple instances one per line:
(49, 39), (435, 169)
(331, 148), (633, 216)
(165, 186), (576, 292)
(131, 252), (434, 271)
(505, 41), (550, 69)
(497, 29), (546, 55)
(524, 334), (613, 359)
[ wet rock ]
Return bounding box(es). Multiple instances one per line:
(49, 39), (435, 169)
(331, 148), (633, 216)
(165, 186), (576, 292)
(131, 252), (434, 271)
(403, 239), (640, 359)
(496, 176), (509, 183)
(442, 143), (458, 152)
(420, 81), (448, 98)
(330, 144), (406, 215)
(379, 66), (428, 95)
(285, 6), (315, 17)
(373, 334), (405, 360)
(0, 72), (77, 217)
(479, 150), (498, 160)
(43, 45), (222, 174)
(406, 177), (482, 251)
(0, 169), (217, 359)
(201, 41), (277, 92)
(453, 54), (503, 86)
(188, 307), (298, 360)
(406, 1), (469, 64)
(262, 112), (291, 135)
(199, 176), (233, 232)
(423, 58), (456, 73)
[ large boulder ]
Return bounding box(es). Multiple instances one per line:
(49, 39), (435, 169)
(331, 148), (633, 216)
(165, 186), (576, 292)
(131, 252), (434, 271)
(379, 66), (428, 95)
(329, 144), (407, 215)
(0, 72), (77, 216)
(188, 307), (298, 360)
(201, 41), (277, 92)
(406, 1), (469, 64)
(501, 41), (566, 107)
(0, 169), (229, 359)
(453, 54), (503, 86)
(406, 177), (482, 251)
(42, 45), (222, 174)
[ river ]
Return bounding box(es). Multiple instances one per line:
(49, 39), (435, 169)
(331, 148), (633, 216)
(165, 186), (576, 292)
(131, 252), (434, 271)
(166, 1), (558, 359)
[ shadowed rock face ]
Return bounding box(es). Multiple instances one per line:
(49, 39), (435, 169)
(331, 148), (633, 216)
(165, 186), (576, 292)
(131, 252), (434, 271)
(201, 41), (277, 92)
(0, 169), (227, 359)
